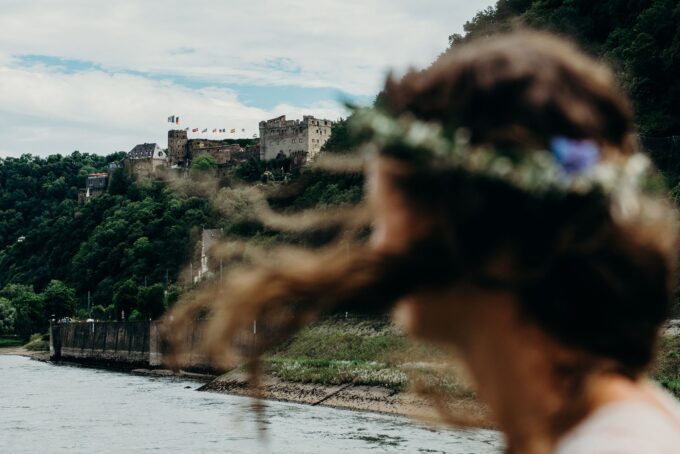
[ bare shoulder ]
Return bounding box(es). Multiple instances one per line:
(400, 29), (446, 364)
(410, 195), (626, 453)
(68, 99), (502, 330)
(556, 387), (680, 454)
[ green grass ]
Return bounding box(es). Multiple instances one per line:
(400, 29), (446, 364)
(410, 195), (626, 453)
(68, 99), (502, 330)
(265, 357), (409, 391)
(262, 320), (680, 403)
(0, 335), (24, 348)
(654, 334), (680, 398)
(23, 333), (50, 351)
(261, 316), (471, 395)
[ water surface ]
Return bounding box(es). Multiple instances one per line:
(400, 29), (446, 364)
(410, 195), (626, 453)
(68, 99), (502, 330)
(0, 355), (502, 453)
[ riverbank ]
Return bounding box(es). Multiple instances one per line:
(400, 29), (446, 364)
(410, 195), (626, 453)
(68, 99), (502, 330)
(201, 368), (491, 426)
(0, 346), (49, 361)
(5, 315), (678, 426)
(0, 355), (503, 453)
(197, 316), (492, 426)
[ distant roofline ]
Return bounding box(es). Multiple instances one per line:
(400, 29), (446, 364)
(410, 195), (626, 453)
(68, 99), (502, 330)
(259, 115), (333, 126)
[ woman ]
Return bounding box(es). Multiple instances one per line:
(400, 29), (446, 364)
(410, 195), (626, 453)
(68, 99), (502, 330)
(168, 31), (680, 453)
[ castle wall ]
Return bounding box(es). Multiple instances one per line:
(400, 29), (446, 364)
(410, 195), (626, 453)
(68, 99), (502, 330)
(187, 140), (241, 165)
(168, 130), (188, 166)
(259, 115), (332, 162)
(124, 157), (166, 176)
(168, 130), (256, 167)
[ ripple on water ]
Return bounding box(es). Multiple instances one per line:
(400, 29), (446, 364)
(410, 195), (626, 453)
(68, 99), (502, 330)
(0, 356), (503, 453)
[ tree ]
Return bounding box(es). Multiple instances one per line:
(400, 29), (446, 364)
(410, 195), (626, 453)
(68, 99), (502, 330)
(232, 158), (265, 182)
(43, 280), (76, 319)
(0, 298), (16, 334)
(108, 167), (130, 195)
(137, 283), (166, 320)
(113, 279), (138, 320)
(91, 304), (114, 321)
(0, 284), (46, 339)
(190, 155), (218, 173)
(320, 117), (357, 153)
(446, 0), (680, 136)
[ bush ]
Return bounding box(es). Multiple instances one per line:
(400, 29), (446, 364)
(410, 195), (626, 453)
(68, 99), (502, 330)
(0, 297), (16, 334)
(24, 332), (49, 351)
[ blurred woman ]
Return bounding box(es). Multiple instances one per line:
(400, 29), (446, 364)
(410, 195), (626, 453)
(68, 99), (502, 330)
(168, 31), (680, 453)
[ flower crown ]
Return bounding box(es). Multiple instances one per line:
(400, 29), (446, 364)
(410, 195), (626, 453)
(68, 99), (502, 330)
(349, 108), (662, 208)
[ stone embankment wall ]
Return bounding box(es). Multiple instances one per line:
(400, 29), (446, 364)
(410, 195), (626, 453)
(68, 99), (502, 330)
(50, 321), (160, 366)
(49, 320), (247, 369)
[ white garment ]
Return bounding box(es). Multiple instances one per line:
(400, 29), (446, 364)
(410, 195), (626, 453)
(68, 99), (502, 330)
(556, 384), (680, 453)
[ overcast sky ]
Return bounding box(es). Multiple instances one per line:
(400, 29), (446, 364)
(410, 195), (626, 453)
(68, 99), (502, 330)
(0, 0), (495, 157)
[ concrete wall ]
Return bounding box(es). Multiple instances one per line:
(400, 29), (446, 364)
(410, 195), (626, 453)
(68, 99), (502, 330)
(50, 321), (216, 369)
(51, 321), (153, 366)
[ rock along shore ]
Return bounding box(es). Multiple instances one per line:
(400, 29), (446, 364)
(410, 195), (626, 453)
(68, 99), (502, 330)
(2, 346), (491, 427)
(199, 369), (492, 427)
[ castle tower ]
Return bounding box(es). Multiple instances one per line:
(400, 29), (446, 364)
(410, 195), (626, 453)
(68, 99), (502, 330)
(168, 129), (188, 166)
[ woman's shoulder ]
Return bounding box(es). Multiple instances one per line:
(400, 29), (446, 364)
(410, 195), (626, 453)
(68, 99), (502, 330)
(556, 385), (680, 454)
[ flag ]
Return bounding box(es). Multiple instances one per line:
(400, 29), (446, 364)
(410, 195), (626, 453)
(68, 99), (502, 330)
(192, 128), (198, 132)
(202, 128), (207, 133)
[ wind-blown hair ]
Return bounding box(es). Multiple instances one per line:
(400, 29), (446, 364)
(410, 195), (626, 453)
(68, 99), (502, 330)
(163, 30), (678, 415)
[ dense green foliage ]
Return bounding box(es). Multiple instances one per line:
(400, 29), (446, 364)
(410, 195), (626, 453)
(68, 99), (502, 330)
(0, 148), (362, 335)
(0, 152), (217, 334)
(448, 0), (680, 137)
(190, 154), (217, 172)
(0, 284), (45, 339)
(320, 117), (354, 153)
(0, 298), (16, 334)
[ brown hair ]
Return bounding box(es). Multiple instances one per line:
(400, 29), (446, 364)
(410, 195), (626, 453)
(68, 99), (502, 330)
(375, 31), (678, 376)
(164, 30), (678, 430)
(384, 31), (635, 153)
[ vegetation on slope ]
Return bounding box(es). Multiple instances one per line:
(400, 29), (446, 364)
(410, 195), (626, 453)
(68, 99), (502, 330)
(447, 0), (680, 137)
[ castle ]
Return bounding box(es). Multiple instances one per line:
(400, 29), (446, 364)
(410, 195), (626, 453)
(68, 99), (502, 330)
(167, 130), (259, 168)
(119, 114), (333, 176)
(259, 115), (333, 164)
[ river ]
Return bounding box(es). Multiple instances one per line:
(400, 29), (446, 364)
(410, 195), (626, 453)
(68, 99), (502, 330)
(0, 355), (502, 453)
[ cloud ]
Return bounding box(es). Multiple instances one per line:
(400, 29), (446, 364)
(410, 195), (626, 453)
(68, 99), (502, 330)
(0, 65), (348, 156)
(0, 0), (495, 156)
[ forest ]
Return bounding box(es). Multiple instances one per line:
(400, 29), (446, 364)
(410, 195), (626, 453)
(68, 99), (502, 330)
(0, 151), (362, 339)
(448, 0), (680, 137)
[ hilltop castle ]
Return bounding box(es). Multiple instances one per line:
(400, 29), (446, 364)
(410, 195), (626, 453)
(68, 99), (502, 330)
(259, 115), (333, 164)
(120, 113), (333, 176)
(167, 131), (258, 168)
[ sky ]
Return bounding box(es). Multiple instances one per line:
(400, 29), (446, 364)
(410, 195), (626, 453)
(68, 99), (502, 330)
(0, 0), (495, 157)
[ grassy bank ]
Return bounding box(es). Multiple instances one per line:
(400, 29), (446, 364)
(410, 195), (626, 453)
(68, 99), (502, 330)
(23, 333), (50, 351)
(654, 334), (680, 398)
(262, 316), (475, 400)
(260, 316), (680, 401)
(0, 335), (23, 348)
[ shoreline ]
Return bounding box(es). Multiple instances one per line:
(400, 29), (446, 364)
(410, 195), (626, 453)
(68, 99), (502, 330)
(200, 369), (492, 427)
(1, 347), (492, 426)
(0, 346), (50, 361)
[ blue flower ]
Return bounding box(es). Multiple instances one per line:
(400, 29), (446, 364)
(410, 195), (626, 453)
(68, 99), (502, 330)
(550, 137), (600, 175)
